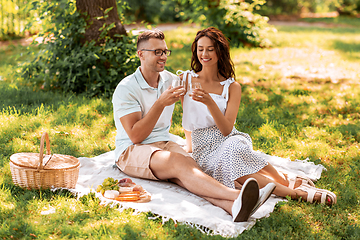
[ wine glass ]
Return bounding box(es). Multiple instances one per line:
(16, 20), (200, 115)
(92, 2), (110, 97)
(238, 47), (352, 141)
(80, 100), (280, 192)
(189, 82), (202, 96)
(172, 77), (185, 95)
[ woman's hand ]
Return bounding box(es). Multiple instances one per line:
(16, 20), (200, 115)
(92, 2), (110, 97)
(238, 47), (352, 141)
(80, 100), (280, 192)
(190, 88), (214, 106)
(189, 82), (241, 137)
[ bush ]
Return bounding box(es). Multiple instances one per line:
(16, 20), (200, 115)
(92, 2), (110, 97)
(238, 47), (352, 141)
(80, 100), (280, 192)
(255, 0), (360, 16)
(337, 0), (360, 15)
(21, 0), (139, 98)
(121, 0), (276, 48)
(183, 0), (276, 47)
(121, 0), (186, 23)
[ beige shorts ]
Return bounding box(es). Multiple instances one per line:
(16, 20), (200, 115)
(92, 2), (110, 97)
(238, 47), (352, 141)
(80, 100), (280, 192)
(116, 141), (190, 180)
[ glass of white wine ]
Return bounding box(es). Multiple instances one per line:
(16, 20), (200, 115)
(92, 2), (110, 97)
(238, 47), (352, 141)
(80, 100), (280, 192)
(172, 77), (185, 95)
(189, 82), (202, 97)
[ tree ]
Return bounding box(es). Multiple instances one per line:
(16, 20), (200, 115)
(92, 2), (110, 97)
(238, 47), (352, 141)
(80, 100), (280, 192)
(22, 0), (139, 98)
(76, 0), (127, 43)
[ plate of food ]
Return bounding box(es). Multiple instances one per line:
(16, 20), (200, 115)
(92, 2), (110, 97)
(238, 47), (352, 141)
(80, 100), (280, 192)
(96, 177), (151, 203)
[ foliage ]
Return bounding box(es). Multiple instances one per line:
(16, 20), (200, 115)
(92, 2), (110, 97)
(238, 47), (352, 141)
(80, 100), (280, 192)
(120, 0), (276, 47)
(256, 0), (360, 16)
(20, 0), (139, 98)
(254, 0), (338, 15)
(121, 0), (186, 23)
(337, 0), (360, 15)
(181, 0), (276, 48)
(0, 0), (33, 40)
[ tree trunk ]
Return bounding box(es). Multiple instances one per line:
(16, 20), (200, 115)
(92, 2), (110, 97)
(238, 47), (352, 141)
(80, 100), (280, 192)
(76, 0), (127, 43)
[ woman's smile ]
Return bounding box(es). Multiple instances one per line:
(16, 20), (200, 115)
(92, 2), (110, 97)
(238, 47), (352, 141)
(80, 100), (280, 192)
(197, 36), (218, 66)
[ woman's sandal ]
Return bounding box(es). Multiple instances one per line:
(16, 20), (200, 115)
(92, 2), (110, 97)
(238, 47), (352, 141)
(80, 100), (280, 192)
(296, 184), (337, 205)
(288, 175), (316, 189)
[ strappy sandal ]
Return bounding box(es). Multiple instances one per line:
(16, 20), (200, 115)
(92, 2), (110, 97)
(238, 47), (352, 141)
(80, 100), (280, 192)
(288, 175), (316, 189)
(296, 184), (337, 205)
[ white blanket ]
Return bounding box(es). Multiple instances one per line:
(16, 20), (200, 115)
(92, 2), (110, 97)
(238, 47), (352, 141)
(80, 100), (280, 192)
(73, 135), (326, 237)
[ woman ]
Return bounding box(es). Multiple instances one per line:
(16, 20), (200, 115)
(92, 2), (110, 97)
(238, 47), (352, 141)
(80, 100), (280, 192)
(179, 27), (336, 206)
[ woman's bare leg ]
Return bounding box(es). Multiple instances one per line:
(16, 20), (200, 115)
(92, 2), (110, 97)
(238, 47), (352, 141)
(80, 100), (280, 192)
(236, 173), (327, 202)
(257, 164), (304, 189)
(257, 164), (288, 186)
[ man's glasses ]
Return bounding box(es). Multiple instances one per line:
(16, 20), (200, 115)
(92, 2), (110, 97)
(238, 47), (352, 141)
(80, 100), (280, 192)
(141, 49), (172, 56)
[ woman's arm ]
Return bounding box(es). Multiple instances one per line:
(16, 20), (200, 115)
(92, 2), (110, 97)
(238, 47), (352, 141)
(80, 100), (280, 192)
(184, 129), (193, 153)
(180, 73), (192, 152)
(179, 73), (186, 103)
(191, 82), (241, 136)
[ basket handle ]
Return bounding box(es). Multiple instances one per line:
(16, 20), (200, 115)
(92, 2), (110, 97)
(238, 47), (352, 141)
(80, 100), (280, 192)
(38, 132), (51, 170)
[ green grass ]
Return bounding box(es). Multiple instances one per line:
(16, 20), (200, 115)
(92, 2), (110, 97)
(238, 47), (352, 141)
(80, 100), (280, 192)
(1, 19), (360, 239)
(301, 16), (360, 27)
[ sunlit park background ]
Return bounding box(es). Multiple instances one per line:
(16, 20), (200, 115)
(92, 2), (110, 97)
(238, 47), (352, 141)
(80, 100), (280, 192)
(1, 0), (360, 239)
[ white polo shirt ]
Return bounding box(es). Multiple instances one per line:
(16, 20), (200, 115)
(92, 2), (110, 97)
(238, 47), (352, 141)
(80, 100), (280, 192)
(112, 67), (176, 161)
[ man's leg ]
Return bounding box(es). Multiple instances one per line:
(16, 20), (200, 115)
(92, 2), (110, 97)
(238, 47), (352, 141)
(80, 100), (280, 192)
(170, 177), (233, 214)
(119, 144), (262, 221)
(150, 150), (240, 201)
(170, 171), (260, 221)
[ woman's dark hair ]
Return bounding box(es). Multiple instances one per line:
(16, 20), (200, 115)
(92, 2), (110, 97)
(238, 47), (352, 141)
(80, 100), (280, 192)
(191, 27), (235, 80)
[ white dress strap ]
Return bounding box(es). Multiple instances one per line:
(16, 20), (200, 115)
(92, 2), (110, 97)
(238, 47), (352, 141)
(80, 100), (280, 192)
(220, 78), (235, 101)
(176, 70), (198, 87)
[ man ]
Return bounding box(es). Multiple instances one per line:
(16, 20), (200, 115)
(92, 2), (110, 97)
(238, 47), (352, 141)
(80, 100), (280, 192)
(112, 29), (273, 222)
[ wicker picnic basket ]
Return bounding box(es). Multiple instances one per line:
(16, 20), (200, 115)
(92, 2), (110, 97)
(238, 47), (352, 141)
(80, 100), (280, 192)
(9, 132), (80, 189)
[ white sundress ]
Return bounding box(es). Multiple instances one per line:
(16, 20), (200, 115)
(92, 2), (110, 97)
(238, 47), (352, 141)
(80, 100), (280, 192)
(180, 70), (268, 189)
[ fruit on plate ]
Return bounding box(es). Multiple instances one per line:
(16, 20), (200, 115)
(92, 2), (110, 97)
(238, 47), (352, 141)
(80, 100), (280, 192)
(96, 177), (119, 195)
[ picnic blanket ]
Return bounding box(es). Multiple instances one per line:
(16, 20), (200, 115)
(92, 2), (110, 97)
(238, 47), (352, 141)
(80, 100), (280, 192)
(73, 134), (326, 237)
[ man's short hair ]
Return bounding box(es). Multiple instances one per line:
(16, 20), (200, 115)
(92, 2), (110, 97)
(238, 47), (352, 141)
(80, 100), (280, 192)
(137, 29), (165, 50)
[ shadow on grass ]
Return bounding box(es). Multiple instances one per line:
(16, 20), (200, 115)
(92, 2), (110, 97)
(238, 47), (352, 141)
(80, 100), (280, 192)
(236, 103), (265, 132)
(276, 25), (360, 34)
(301, 17), (360, 27)
(0, 45), (31, 67)
(0, 119), (91, 159)
(336, 123), (360, 142)
(239, 204), (314, 239)
(0, 79), (113, 115)
(331, 39), (360, 61)
(0, 81), (113, 159)
(0, 81), (68, 113)
(0, 178), (76, 238)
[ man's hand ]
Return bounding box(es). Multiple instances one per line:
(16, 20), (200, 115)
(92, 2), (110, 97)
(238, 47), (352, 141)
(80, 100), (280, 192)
(120, 86), (184, 144)
(157, 86), (185, 107)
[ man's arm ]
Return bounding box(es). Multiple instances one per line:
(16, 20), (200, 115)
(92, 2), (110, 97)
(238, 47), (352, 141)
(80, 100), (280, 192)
(120, 86), (184, 144)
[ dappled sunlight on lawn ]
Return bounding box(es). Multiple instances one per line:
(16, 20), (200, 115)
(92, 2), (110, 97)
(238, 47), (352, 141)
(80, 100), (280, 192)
(0, 22), (359, 239)
(233, 47), (359, 85)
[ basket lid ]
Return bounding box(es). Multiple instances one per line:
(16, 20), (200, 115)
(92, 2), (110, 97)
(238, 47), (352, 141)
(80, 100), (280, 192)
(43, 154), (80, 170)
(10, 153), (79, 170)
(10, 153), (48, 169)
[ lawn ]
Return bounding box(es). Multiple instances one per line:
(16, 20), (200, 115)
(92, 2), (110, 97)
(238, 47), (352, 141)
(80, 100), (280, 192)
(1, 20), (360, 239)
